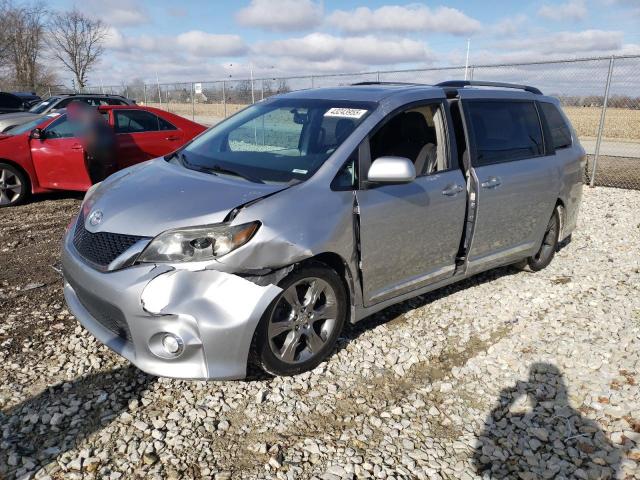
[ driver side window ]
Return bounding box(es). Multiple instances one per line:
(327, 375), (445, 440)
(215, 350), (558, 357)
(45, 116), (80, 139)
(369, 103), (448, 177)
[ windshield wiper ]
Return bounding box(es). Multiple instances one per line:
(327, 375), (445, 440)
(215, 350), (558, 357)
(175, 152), (264, 184)
(204, 164), (265, 184)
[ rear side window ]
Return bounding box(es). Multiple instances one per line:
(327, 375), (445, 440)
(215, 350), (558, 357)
(467, 101), (544, 166)
(114, 110), (176, 133)
(539, 102), (572, 150)
(105, 98), (129, 106)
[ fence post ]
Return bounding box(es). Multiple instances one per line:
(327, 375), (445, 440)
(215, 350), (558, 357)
(310, 75), (315, 88)
(222, 81), (227, 118)
(591, 56), (615, 188)
(261, 79), (264, 101)
(469, 66), (475, 80)
(143, 84), (147, 105)
(191, 82), (195, 121)
(48, 86), (52, 98)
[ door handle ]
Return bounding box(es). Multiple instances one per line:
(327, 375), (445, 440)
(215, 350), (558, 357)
(71, 144), (83, 151)
(165, 136), (180, 141)
(442, 184), (465, 196)
(481, 176), (502, 189)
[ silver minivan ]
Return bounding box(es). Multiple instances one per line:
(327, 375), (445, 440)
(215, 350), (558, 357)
(62, 81), (584, 379)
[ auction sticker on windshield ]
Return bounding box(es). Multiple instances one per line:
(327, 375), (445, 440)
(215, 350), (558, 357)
(324, 108), (368, 119)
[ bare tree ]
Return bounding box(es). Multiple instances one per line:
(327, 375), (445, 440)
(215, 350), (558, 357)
(0, 2), (9, 64)
(47, 9), (107, 90)
(1, 1), (46, 89)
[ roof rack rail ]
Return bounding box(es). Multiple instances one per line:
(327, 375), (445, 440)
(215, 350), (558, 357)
(351, 81), (424, 86)
(435, 80), (542, 95)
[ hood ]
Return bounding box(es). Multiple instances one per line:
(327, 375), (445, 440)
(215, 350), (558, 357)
(0, 112), (39, 124)
(83, 159), (286, 237)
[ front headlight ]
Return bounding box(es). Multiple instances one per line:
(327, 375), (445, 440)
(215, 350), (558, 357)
(138, 221), (260, 263)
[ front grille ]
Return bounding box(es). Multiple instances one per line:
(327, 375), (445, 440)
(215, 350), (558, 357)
(73, 211), (146, 268)
(67, 276), (132, 344)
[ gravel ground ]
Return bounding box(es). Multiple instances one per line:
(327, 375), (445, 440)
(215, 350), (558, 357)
(1, 187), (639, 480)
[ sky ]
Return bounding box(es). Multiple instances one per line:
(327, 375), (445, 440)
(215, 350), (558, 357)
(46, 0), (640, 86)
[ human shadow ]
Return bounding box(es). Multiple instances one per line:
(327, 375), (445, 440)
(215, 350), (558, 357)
(473, 362), (621, 479)
(0, 365), (155, 479)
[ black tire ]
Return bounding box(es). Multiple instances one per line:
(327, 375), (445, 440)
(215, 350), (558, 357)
(525, 208), (560, 272)
(253, 264), (347, 377)
(0, 162), (30, 208)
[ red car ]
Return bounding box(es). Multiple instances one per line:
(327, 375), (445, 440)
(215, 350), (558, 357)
(0, 105), (206, 207)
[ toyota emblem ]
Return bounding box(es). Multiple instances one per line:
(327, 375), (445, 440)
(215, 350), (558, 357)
(88, 210), (103, 226)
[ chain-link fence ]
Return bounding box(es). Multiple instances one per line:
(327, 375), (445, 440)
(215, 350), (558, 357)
(81, 54), (640, 190)
(0, 83), (73, 98)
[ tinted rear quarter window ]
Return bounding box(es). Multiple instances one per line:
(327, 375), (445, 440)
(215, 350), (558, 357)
(539, 102), (572, 149)
(105, 98), (129, 106)
(467, 101), (544, 166)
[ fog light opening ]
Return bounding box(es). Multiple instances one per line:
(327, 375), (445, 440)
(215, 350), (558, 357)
(161, 333), (184, 357)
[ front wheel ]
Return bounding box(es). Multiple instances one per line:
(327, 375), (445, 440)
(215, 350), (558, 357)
(253, 265), (347, 377)
(0, 163), (29, 208)
(522, 208), (560, 271)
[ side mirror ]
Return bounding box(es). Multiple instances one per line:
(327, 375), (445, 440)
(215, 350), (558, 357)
(367, 156), (416, 184)
(30, 128), (44, 140)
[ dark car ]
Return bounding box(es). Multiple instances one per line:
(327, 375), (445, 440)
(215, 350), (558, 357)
(0, 93), (134, 132)
(0, 92), (42, 114)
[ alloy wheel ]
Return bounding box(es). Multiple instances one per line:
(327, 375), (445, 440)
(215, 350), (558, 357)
(267, 277), (339, 364)
(0, 167), (23, 206)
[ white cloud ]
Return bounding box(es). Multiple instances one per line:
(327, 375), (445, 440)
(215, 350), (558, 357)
(83, 0), (150, 27)
(328, 5), (481, 36)
(236, 0), (323, 31)
(500, 29), (623, 54)
(176, 31), (247, 57)
(104, 28), (247, 57)
(538, 0), (588, 21)
(257, 33), (434, 65)
(489, 15), (528, 37)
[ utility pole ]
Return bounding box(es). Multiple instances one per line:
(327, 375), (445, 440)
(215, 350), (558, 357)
(156, 72), (162, 107)
(464, 39), (471, 80)
(250, 62), (255, 104)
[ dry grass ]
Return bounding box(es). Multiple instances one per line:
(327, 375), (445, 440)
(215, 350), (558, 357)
(145, 102), (640, 142)
(560, 107), (640, 141)
(145, 102), (246, 120)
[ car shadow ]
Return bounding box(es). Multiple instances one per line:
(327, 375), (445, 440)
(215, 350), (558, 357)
(337, 264), (521, 351)
(26, 190), (85, 204)
(473, 362), (623, 479)
(0, 365), (155, 479)
(247, 264), (527, 381)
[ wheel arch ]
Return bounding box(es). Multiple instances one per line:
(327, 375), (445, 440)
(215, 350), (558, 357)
(297, 252), (357, 323)
(554, 197), (566, 241)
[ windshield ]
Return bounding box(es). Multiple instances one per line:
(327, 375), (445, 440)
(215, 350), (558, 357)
(29, 98), (58, 114)
(180, 98), (375, 184)
(7, 113), (59, 135)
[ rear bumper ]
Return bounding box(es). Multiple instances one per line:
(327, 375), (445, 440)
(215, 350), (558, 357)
(62, 227), (281, 380)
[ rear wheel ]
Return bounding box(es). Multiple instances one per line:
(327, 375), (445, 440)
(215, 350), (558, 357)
(254, 265), (347, 376)
(0, 163), (29, 207)
(521, 208), (560, 271)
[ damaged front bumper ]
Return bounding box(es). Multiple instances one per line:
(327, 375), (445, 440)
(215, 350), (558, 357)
(61, 233), (281, 380)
